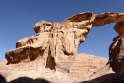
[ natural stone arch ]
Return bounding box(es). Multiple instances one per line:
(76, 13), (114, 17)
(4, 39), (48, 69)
(4, 12), (124, 82)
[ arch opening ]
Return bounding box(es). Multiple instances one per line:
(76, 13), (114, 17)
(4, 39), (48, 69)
(78, 23), (117, 58)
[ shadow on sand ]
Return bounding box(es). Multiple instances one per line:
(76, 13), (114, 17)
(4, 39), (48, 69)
(79, 73), (124, 83)
(0, 74), (50, 83)
(2, 73), (124, 83)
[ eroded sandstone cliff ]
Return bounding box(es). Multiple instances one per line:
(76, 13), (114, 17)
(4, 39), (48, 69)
(2, 12), (124, 83)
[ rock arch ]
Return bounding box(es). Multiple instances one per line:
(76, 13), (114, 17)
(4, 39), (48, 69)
(4, 12), (124, 82)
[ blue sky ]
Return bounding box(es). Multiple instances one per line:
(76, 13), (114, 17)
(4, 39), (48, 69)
(0, 0), (124, 60)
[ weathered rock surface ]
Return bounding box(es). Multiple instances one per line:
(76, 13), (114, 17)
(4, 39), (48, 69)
(70, 54), (108, 79)
(0, 54), (108, 82)
(5, 12), (95, 83)
(108, 22), (124, 74)
(65, 12), (124, 26)
(2, 12), (124, 83)
(114, 21), (124, 35)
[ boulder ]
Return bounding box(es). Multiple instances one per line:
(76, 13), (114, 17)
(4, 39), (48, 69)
(109, 23), (124, 73)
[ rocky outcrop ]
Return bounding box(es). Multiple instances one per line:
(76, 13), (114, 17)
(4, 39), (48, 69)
(0, 54), (108, 82)
(108, 22), (124, 74)
(5, 12), (124, 73)
(70, 54), (108, 79)
(75, 15), (124, 83)
(5, 12), (94, 74)
(2, 12), (124, 83)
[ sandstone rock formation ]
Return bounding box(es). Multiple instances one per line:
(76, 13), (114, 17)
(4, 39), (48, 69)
(5, 12), (95, 74)
(108, 22), (124, 74)
(0, 54), (108, 82)
(69, 54), (109, 79)
(2, 12), (124, 83)
(84, 21), (124, 82)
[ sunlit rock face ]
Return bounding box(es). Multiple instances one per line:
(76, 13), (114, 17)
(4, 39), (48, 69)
(5, 12), (94, 74)
(0, 54), (108, 83)
(3, 12), (124, 83)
